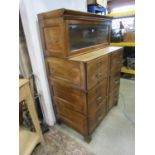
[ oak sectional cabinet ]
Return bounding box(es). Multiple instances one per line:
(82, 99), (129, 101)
(38, 9), (123, 142)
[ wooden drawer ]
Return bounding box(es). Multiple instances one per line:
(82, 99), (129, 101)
(87, 55), (108, 90)
(89, 100), (106, 133)
(56, 104), (87, 134)
(54, 97), (86, 115)
(110, 50), (122, 75)
(46, 57), (86, 90)
(89, 97), (107, 117)
(51, 79), (87, 114)
(88, 78), (107, 116)
(110, 72), (120, 91)
(108, 87), (119, 111)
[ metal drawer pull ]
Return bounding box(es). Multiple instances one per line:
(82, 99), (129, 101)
(117, 60), (121, 64)
(96, 73), (102, 78)
(114, 79), (119, 84)
(97, 96), (102, 101)
(97, 115), (103, 121)
(96, 61), (103, 66)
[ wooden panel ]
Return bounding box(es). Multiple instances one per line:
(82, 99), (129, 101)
(69, 46), (123, 62)
(54, 97), (87, 115)
(38, 8), (112, 21)
(38, 18), (67, 57)
(51, 79), (87, 113)
(89, 100), (106, 133)
(110, 72), (120, 91)
(87, 55), (108, 90)
(110, 49), (123, 75)
(89, 97), (107, 117)
(108, 87), (120, 111)
(46, 57), (86, 90)
(56, 105), (87, 134)
(44, 26), (63, 52)
(88, 78), (107, 116)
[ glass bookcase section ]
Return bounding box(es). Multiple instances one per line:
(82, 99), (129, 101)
(69, 21), (111, 51)
(38, 9), (112, 57)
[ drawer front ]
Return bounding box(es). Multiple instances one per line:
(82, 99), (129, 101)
(46, 57), (86, 90)
(56, 104), (87, 134)
(51, 79), (87, 114)
(54, 97), (86, 115)
(110, 50), (122, 75)
(88, 78), (107, 116)
(89, 100), (106, 133)
(89, 98), (107, 117)
(110, 72), (120, 91)
(108, 87), (119, 111)
(87, 55), (109, 90)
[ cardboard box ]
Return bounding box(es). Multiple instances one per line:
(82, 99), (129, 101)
(123, 32), (135, 42)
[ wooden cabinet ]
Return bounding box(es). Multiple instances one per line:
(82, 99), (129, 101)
(38, 9), (112, 58)
(38, 9), (123, 142)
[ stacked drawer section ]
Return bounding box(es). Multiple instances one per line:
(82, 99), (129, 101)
(88, 78), (107, 133)
(108, 50), (123, 111)
(86, 56), (108, 133)
(45, 48), (122, 141)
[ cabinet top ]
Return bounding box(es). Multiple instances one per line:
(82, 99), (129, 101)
(69, 46), (123, 62)
(38, 8), (112, 21)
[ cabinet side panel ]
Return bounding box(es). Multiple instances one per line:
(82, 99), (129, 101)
(39, 18), (66, 57)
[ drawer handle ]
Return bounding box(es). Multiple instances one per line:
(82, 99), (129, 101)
(97, 96), (102, 101)
(51, 67), (55, 75)
(96, 61), (103, 66)
(97, 115), (103, 121)
(96, 73), (102, 78)
(117, 60), (122, 64)
(114, 79), (119, 84)
(114, 94), (118, 99)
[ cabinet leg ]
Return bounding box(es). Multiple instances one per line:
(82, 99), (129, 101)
(56, 118), (61, 125)
(84, 135), (92, 143)
(114, 100), (118, 106)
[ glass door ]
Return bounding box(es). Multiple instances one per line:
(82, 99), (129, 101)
(68, 20), (111, 51)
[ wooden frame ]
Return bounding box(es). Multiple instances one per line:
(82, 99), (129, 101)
(38, 8), (112, 58)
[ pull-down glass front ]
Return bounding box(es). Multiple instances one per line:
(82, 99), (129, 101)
(69, 21), (111, 51)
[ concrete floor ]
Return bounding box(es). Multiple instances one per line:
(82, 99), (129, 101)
(55, 78), (135, 155)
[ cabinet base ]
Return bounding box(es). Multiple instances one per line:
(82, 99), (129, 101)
(84, 135), (92, 143)
(114, 100), (118, 106)
(56, 118), (62, 125)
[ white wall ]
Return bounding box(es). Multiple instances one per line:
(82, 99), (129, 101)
(32, 0), (87, 14)
(20, 0), (87, 126)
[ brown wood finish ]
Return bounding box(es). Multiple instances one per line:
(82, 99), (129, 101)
(38, 9), (123, 142)
(56, 105), (88, 134)
(38, 9), (112, 58)
(89, 99), (107, 133)
(87, 55), (108, 90)
(108, 87), (120, 110)
(46, 57), (86, 90)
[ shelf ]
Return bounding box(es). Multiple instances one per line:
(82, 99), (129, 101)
(19, 128), (41, 155)
(121, 66), (135, 75)
(110, 42), (135, 47)
(107, 10), (135, 18)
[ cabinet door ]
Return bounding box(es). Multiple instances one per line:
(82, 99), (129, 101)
(66, 19), (111, 56)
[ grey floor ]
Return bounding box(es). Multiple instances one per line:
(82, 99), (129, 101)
(55, 78), (135, 155)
